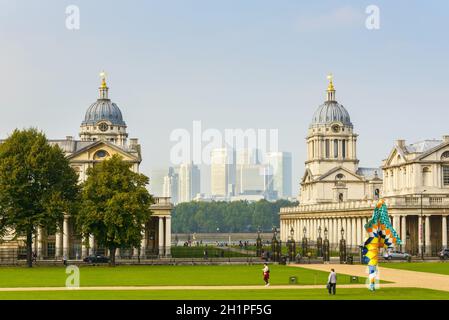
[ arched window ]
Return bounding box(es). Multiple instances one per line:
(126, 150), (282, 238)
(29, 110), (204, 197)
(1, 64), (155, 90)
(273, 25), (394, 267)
(342, 140), (346, 159)
(422, 167), (431, 187)
(338, 193), (344, 202)
(336, 173), (345, 180)
(374, 188), (380, 200)
(325, 139), (330, 158)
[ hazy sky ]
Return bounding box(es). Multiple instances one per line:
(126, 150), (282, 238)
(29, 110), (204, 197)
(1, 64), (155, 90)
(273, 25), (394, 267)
(1, 0), (448, 196)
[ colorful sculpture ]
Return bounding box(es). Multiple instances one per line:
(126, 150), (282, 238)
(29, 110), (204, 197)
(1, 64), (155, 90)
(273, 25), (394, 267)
(362, 199), (401, 290)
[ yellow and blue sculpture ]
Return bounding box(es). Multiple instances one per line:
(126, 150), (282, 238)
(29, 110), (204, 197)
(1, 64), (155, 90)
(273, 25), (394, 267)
(362, 199), (401, 290)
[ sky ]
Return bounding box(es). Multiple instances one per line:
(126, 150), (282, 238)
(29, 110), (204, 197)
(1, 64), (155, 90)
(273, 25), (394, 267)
(0, 0), (448, 196)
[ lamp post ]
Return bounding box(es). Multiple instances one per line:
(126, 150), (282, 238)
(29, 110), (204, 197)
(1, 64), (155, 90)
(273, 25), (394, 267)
(271, 226), (279, 262)
(256, 226), (262, 257)
(288, 226), (296, 262)
(339, 227), (346, 264)
(302, 226), (308, 257)
(316, 226), (323, 257)
(323, 227), (330, 262)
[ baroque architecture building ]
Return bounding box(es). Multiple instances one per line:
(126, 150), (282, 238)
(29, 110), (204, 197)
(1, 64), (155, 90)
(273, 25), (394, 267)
(1, 74), (173, 259)
(280, 75), (449, 256)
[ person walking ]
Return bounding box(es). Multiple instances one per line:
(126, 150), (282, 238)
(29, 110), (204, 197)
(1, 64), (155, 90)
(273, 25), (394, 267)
(327, 268), (337, 295)
(262, 263), (270, 286)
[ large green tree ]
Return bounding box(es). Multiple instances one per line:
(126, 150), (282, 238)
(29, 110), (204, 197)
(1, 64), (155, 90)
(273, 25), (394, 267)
(77, 154), (154, 266)
(0, 129), (79, 267)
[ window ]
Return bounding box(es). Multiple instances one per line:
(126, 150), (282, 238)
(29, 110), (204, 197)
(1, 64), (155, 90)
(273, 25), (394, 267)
(325, 139), (330, 158)
(423, 167), (431, 187)
(441, 151), (449, 160)
(338, 193), (344, 202)
(342, 140), (346, 159)
(443, 166), (449, 186)
(374, 189), (380, 199)
(334, 139), (338, 158)
(336, 173), (344, 180)
(94, 150), (110, 160)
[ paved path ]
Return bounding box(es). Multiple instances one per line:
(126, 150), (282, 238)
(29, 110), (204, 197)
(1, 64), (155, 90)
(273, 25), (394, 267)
(0, 284), (402, 292)
(294, 263), (449, 292)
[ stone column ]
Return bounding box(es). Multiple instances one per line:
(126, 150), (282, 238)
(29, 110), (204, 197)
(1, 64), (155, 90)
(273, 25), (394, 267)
(425, 215), (431, 255)
(81, 236), (88, 259)
(63, 214), (70, 259)
(165, 216), (171, 257)
(345, 218), (351, 248)
(401, 216), (407, 249)
(442, 215), (447, 249)
(115, 248), (121, 258)
(55, 225), (63, 260)
(418, 215), (423, 256)
(356, 218), (361, 246)
(89, 234), (95, 256)
(37, 227), (43, 260)
(351, 218), (357, 247)
(393, 215), (400, 236)
(140, 224), (147, 258)
(332, 218), (338, 245)
(158, 217), (165, 256)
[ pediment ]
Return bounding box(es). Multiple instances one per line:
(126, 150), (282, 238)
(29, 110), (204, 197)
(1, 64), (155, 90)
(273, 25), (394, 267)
(384, 146), (407, 166)
(67, 140), (139, 162)
(317, 166), (364, 182)
(417, 141), (449, 161)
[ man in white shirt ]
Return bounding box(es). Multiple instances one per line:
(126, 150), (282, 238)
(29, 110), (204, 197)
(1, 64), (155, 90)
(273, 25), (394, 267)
(262, 263), (270, 286)
(327, 268), (337, 295)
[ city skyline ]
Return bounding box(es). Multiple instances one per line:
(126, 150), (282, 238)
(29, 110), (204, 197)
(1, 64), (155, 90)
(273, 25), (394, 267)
(1, 1), (448, 197)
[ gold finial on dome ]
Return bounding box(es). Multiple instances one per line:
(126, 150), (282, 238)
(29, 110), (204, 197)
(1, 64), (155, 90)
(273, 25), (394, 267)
(326, 73), (336, 101)
(99, 70), (108, 88)
(327, 73), (335, 91)
(98, 71), (109, 99)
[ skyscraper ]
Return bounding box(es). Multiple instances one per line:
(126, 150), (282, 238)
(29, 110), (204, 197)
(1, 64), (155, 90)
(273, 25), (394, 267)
(162, 167), (179, 204)
(210, 148), (236, 198)
(266, 151), (292, 198)
(178, 162), (201, 203)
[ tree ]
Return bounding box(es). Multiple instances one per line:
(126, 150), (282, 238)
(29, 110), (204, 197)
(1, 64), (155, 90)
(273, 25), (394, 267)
(77, 154), (154, 266)
(0, 129), (79, 267)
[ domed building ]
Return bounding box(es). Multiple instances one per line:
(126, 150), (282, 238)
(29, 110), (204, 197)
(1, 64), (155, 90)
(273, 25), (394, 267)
(0, 74), (173, 261)
(280, 75), (383, 252)
(300, 75), (382, 205)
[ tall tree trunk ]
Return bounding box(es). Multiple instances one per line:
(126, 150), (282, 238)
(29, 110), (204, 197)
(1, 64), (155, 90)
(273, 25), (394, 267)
(109, 246), (116, 267)
(26, 227), (33, 268)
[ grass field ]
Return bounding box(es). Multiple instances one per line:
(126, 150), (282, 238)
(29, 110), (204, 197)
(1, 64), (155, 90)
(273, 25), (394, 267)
(0, 265), (365, 287)
(381, 261), (449, 275)
(0, 288), (447, 300)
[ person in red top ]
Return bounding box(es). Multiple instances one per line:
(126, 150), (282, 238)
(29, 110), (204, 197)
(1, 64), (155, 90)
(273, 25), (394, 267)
(262, 263), (270, 286)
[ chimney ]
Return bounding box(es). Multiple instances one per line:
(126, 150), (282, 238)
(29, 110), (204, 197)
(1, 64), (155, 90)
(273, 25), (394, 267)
(66, 136), (73, 141)
(443, 135), (449, 143)
(396, 139), (405, 148)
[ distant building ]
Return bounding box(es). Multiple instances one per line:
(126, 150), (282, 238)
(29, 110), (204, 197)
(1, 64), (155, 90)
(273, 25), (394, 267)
(162, 167), (179, 204)
(150, 168), (168, 197)
(210, 148), (236, 197)
(178, 162), (201, 203)
(266, 151), (292, 199)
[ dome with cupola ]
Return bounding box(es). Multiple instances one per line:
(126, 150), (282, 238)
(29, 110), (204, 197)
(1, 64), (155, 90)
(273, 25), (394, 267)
(81, 73), (126, 126)
(310, 75), (352, 128)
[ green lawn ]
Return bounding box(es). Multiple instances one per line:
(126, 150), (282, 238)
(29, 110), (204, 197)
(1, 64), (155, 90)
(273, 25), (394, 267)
(381, 262), (449, 275)
(0, 265), (365, 287)
(0, 288), (447, 300)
